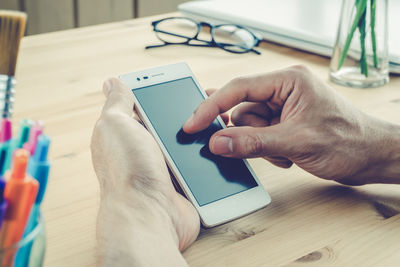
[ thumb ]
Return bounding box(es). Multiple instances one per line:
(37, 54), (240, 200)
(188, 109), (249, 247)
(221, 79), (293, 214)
(209, 125), (289, 158)
(101, 77), (134, 117)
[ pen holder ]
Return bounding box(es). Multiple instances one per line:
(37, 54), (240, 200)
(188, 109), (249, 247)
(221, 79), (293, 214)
(0, 212), (46, 267)
(330, 0), (389, 88)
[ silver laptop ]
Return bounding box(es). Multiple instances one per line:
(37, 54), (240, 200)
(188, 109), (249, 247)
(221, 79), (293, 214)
(179, 0), (400, 73)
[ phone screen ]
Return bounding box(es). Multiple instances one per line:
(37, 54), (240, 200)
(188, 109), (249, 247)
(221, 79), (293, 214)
(133, 77), (257, 206)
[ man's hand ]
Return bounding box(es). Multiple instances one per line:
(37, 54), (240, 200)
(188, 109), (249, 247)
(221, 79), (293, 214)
(183, 65), (400, 185)
(91, 78), (199, 266)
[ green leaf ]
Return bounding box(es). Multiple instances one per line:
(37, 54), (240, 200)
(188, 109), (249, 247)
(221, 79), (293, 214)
(371, 0), (378, 68)
(358, 5), (368, 76)
(338, 0), (368, 70)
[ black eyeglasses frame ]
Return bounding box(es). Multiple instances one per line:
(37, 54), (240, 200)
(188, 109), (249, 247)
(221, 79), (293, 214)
(146, 17), (261, 55)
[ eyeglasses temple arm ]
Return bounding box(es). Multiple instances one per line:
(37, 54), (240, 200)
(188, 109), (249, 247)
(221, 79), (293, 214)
(145, 43), (169, 49)
(250, 48), (261, 55)
(146, 42), (217, 50)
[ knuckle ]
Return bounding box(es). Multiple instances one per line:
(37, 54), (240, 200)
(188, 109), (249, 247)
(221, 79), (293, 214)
(91, 113), (125, 151)
(103, 77), (118, 94)
(285, 65), (314, 91)
(288, 64), (311, 73)
(286, 65), (312, 80)
(244, 134), (264, 156)
(205, 88), (217, 96)
(93, 117), (108, 138)
(230, 76), (248, 87)
(101, 110), (118, 122)
(104, 77), (119, 88)
(196, 97), (217, 116)
(230, 108), (241, 125)
(99, 110), (126, 129)
(194, 99), (207, 115)
(109, 89), (126, 101)
(108, 77), (120, 84)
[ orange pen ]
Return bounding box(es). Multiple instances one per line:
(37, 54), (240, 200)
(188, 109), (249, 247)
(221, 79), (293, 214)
(0, 149), (38, 267)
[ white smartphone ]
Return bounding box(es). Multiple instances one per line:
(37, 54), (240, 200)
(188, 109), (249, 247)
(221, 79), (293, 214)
(119, 62), (271, 227)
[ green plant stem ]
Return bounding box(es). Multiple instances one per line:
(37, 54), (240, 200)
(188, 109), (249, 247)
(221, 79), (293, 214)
(337, 0), (368, 70)
(371, 0), (378, 68)
(358, 3), (368, 76)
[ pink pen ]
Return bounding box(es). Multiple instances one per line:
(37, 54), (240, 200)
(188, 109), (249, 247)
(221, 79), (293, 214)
(23, 122), (43, 155)
(0, 119), (12, 143)
(0, 119), (12, 175)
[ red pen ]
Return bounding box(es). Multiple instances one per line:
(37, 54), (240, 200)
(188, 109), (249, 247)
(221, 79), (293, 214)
(0, 149), (38, 267)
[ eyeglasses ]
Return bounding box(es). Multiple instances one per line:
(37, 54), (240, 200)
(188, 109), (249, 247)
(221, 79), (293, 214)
(146, 17), (261, 55)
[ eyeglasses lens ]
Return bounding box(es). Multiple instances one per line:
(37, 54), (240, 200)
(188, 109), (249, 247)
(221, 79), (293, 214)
(213, 25), (256, 52)
(155, 18), (199, 43)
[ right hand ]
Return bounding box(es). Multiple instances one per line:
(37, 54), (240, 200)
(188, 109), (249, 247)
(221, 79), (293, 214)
(183, 65), (399, 185)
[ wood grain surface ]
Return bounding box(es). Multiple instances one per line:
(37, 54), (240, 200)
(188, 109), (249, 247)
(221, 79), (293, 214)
(14, 13), (400, 267)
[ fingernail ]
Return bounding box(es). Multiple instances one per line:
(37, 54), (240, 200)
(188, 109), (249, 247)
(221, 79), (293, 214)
(212, 136), (233, 155)
(183, 114), (194, 129)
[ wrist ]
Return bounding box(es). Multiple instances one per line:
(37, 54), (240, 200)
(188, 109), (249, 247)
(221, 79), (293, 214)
(362, 117), (400, 184)
(97, 192), (187, 266)
(99, 190), (179, 243)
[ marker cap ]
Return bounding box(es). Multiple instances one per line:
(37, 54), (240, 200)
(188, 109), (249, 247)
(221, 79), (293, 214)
(16, 119), (34, 148)
(0, 119), (12, 143)
(23, 122), (43, 155)
(11, 149), (29, 180)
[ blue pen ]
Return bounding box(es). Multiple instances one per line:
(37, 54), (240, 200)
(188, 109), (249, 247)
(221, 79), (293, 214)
(0, 177), (7, 229)
(15, 135), (50, 267)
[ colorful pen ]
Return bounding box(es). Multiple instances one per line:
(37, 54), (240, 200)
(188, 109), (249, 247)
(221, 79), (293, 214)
(23, 121), (42, 155)
(0, 149), (38, 267)
(4, 119), (34, 171)
(15, 119), (33, 148)
(0, 177), (7, 229)
(0, 119), (12, 175)
(15, 135), (50, 267)
(28, 135), (50, 204)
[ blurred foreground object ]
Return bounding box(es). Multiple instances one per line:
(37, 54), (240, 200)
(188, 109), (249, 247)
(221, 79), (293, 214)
(0, 10), (27, 118)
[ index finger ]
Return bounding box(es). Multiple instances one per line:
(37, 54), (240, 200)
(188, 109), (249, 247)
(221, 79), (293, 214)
(183, 66), (302, 133)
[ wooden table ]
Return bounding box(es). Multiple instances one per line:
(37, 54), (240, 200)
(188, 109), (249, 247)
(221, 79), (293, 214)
(15, 14), (400, 267)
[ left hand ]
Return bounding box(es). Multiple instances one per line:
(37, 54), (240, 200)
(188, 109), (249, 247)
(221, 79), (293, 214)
(91, 78), (200, 251)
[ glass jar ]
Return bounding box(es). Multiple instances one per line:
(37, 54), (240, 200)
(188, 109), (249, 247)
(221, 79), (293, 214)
(0, 213), (46, 267)
(330, 0), (389, 88)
